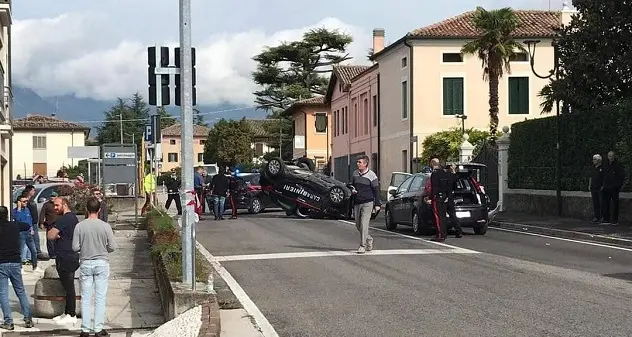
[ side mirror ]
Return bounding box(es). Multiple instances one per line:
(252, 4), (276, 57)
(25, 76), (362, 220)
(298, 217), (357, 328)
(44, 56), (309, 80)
(389, 189), (397, 195)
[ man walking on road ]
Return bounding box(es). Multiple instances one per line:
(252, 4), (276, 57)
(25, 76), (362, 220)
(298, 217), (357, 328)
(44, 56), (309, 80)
(350, 155), (381, 254)
(0, 206), (35, 330)
(589, 154), (605, 224)
(47, 197), (80, 325)
(211, 167), (230, 220)
(425, 158), (451, 242)
(73, 197), (116, 337)
(164, 169), (182, 215)
(601, 151), (625, 225)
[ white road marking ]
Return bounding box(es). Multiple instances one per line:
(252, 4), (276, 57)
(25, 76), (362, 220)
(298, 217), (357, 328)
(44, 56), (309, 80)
(215, 248), (479, 262)
(490, 226), (632, 253)
(338, 220), (480, 253)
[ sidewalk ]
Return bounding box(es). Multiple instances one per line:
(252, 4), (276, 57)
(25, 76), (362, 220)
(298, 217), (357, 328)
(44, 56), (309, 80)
(2, 230), (164, 336)
(491, 212), (632, 247)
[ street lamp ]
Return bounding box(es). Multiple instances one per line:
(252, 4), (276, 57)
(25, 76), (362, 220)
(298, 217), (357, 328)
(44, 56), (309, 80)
(524, 39), (562, 216)
(455, 114), (467, 135)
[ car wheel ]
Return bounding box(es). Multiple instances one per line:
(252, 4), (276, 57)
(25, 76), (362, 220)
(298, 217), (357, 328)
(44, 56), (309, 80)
(412, 212), (423, 235)
(328, 186), (345, 205)
(248, 197), (262, 214)
(295, 207), (309, 219)
(266, 158), (285, 177)
(474, 225), (488, 235)
(296, 157), (315, 171)
(385, 208), (397, 231)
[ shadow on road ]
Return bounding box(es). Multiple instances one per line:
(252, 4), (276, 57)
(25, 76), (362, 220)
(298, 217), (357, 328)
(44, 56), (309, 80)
(602, 272), (632, 282)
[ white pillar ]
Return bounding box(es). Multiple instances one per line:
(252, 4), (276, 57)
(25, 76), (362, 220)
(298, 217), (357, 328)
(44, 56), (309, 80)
(459, 134), (475, 162)
(497, 126), (511, 212)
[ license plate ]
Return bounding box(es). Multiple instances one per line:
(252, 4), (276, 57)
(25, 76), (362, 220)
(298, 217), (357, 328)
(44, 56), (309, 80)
(456, 211), (470, 218)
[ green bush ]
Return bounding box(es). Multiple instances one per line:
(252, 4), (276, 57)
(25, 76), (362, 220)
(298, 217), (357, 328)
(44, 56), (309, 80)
(508, 101), (632, 191)
(420, 128), (498, 165)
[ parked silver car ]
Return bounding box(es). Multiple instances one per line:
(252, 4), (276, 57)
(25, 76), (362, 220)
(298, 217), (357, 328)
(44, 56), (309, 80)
(12, 182), (73, 215)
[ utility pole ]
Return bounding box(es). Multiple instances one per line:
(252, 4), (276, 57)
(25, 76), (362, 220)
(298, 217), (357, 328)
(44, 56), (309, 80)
(179, 0), (195, 286)
(119, 113), (123, 144)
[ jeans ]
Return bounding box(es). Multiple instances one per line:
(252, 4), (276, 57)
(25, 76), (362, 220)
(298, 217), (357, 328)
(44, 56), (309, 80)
(0, 263), (32, 324)
(32, 227), (41, 254)
(80, 260), (110, 333)
(56, 255), (80, 316)
(20, 231), (38, 267)
(213, 195), (226, 218)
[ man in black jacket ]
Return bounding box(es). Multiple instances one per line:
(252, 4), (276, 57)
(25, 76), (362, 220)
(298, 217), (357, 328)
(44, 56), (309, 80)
(210, 167), (230, 220)
(445, 165), (463, 238)
(601, 151), (625, 225)
(589, 154), (605, 223)
(0, 206), (35, 330)
(164, 169), (182, 215)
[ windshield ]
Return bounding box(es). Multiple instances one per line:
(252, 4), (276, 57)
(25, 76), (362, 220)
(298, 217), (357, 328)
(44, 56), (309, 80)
(241, 174), (260, 185)
(12, 187), (42, 202)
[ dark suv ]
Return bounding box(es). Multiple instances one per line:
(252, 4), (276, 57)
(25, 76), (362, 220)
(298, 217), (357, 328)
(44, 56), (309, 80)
(384, 163), (490, 235)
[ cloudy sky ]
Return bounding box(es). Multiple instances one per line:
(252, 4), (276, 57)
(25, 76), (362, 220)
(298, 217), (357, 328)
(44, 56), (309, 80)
(13, 0), (562, 106)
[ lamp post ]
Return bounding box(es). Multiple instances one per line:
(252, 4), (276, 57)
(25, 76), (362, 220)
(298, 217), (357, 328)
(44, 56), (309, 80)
(524, 39), (562, 216)
(455, 114), (467, 135)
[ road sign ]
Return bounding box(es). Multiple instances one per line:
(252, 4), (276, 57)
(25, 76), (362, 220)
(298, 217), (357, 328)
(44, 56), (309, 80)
(144, 125), (152, 142)
(104, 152), (135, 159)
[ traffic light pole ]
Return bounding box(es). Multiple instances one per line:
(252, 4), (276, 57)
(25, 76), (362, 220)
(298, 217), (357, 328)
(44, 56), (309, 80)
(179, 0), (196, 288)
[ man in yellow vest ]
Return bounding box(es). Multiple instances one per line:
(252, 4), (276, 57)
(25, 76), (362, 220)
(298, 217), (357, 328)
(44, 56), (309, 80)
(141, 171), (156, 215)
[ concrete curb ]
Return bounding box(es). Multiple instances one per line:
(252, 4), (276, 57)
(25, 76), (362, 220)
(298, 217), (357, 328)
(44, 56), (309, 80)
(490, 221), (632, 248)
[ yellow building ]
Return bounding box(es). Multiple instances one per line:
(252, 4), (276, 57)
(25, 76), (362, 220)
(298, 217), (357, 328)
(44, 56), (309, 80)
(160, 123), (210, 173)
(283, 97), (331, 171)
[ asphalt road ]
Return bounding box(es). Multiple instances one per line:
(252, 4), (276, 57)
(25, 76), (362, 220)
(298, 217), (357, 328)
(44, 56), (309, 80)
(196, 211), (632, 337)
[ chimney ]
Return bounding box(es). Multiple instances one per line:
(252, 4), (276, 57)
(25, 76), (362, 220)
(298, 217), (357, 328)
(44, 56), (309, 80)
(51, 113), (56, 118)
(372, 28), (385, 54)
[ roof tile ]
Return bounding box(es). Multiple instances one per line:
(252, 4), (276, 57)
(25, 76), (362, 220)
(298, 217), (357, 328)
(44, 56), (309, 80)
(13, 114), (90, 131)
(161, 123), (211, 137)
(335, 65), (371, 85)
(409, 10), (561, 38)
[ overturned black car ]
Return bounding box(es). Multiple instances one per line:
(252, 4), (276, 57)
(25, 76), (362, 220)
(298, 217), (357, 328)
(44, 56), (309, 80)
(259, 157), (379, 220)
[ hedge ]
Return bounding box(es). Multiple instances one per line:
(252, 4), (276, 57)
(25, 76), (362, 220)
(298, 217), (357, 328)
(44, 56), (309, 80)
(508, 101), (632, 192)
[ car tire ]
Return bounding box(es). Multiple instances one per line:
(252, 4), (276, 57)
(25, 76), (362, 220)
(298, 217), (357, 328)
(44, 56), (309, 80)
(295, 207), (310, 219)
(412, 212), (424, 235)
(248, 197), (262, 214)
(266, 158), (285, 177)
(474, 225), (488, 235)
(385, 208), (397, 231)
(328, 186), (346, 205)
(296, 157), (315, 171)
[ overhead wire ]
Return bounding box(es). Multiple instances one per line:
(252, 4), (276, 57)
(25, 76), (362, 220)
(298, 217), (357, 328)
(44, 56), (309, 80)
(67, 106), (259, 124)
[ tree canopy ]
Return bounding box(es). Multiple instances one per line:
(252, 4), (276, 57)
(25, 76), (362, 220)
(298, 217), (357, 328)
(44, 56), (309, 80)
(203, 118), (253, 167)
(539, 1), (632, 113)
(421, 128), (496, 165)
(461, 7), (524, 143)
(251, 28), (353, 160)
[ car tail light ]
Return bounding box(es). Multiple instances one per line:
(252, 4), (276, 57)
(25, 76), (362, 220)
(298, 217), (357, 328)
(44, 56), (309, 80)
(471, 177), (485, 194)
(248, 184), (261, 191)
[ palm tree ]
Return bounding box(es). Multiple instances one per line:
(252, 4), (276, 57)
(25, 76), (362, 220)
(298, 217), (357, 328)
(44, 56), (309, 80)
(461, 7), (525, 144)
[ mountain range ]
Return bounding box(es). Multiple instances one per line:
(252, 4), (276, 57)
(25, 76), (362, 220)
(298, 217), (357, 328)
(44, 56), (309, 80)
(12, 86), (268, 135)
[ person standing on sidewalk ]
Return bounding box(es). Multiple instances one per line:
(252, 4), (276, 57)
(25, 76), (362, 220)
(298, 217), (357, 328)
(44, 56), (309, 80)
(164, 169), (182, 215)
(0, 206), (35, 330)
(92, 188), (108, 222)
(13, 193), (39, 272)
(38, 192), (59, 259)
(350, 155), (381, 254)
(73, 197), (117, 337)
(23, 185), (46, 261)
(601, 151), (625, 226)
(47, 197), (80, 325)
(588, 154), (605, 224)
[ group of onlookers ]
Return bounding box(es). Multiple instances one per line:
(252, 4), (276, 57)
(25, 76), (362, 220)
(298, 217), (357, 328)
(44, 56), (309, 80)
(0, 186), (116, 337)
(589, 151), (626, 225)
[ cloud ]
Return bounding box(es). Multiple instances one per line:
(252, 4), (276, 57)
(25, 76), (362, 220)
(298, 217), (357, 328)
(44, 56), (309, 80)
(13, 13), (372, 105)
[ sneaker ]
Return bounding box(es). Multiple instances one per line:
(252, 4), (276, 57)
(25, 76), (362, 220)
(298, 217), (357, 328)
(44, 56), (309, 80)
(56, 314), (77, 325)
(356, 246), (366, 254)
(0, 322), (14, 330)
(24, 318), (34, 328)
(366, 239), (373, 251)
(95, 329), (109, 336)
(52, 314), (67, 321)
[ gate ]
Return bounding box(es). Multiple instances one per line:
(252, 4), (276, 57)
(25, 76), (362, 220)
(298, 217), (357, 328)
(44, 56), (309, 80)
(471, 141), (498, 208)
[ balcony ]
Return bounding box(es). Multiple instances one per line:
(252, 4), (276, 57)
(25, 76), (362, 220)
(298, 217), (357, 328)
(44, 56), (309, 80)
(0, 0), (10, 27)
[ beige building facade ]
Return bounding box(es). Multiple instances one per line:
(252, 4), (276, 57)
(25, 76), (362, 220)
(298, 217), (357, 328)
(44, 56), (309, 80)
(160, 124), (210, 173)
(0, 0), (11, 206)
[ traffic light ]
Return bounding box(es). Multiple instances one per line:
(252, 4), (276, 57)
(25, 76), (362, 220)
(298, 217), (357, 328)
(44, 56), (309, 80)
(174, 47), (197, 106)
(148, 46), (170, 106)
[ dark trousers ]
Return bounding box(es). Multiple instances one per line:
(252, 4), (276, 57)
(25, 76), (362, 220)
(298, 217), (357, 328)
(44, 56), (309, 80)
(228, 194), (237, 217)
(431, 199), (448, 239)
(447, 199), (462, 234)
(601, 188), (620, 223)
(590, 189), (601, 219)
(56, 254), (79, 316)
(32, 227), (41, 254)
(195, 188), (205, 213)
(165, 193), (182, 215)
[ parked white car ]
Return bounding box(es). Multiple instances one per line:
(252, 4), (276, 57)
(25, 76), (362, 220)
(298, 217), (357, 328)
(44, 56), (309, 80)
(12, 182), (73, 215)
(387, 172), (412, 202)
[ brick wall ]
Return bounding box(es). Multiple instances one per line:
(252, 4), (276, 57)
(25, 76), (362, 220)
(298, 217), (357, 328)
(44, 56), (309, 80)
(198, 300), (221, 337)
